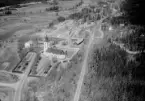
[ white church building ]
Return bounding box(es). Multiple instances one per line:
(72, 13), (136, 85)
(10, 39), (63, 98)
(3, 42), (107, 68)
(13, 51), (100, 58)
(43, 35), (67, 60)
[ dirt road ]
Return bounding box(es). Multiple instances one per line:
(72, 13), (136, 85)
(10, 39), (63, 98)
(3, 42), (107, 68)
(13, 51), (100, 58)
(73, 22), (103, 101)
(0, 82), (18, 89)
(13, 52), (37, 101)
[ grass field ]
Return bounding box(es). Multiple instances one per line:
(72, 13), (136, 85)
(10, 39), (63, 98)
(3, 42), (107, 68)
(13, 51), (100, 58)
(0, 43), (20, 71)
(0, 1), (85, 101)
(0, 86), (15, 101)
(0, 72), (19, 83)
(0, 2), (61, 72)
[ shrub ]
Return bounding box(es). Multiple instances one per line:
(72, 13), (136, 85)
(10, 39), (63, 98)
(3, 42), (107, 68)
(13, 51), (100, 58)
(45, 6), (59, 12)
(57, 16), (65, 22)
(68, 12), (83, 20)
(5, 10), (12, 15)
(48, 22), (54, 28)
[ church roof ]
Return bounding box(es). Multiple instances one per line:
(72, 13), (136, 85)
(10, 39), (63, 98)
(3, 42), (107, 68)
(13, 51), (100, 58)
(46, 47), (66, 55)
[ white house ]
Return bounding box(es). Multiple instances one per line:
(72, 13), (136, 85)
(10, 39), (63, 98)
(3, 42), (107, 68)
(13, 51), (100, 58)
(24, 41), (33, 48)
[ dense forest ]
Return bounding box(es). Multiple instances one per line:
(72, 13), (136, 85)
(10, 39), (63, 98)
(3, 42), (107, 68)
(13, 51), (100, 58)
(83, 42), (145, 101)
(81, 0), (145, 101)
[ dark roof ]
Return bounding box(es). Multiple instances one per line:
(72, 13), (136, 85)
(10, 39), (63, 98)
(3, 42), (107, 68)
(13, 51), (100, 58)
(46, 47), (66, 55)
(44, 36), (64, 42)
(44, 36), (49, 42)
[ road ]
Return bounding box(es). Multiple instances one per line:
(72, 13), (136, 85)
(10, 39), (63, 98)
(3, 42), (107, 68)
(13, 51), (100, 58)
(13, 52), (37, 101)
(0, 21), (104, 101)
(0, 52), (37, 101)
(73, 22), (103, 101)
(112, 41), (143, 54)
(0, 82), (19, 89)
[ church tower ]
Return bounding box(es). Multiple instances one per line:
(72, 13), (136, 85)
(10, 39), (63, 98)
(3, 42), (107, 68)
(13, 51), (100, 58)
(44, 35), (49, 52)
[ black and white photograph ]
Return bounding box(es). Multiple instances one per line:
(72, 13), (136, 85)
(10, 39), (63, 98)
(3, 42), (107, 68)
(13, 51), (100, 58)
(0, 0), (145, 101)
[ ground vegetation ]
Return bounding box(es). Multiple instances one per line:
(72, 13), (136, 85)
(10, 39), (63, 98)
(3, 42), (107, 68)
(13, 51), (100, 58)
(79, 0), (145, 101)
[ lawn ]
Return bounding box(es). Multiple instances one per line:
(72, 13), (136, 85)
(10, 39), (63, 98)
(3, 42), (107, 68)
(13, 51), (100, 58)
(0, 86), (15, 101)
(0, 46), (20, 71)
(0, 72), (19, 83)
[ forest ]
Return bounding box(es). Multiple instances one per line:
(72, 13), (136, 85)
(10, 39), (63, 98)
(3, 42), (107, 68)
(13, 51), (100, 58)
(81, 0), (145, 101)
(83, 42), (145, 101)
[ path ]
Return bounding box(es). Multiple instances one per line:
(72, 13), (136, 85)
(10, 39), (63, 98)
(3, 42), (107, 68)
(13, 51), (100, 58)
(112, 41), (143, 54)
(0, 82), (19, 89)
(13, 52), (37, 101)
(73, 22), (103, 101)
(0, 52), (37, 101)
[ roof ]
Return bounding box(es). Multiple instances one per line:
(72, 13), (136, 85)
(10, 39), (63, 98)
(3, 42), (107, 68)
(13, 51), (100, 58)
(44, 35), (49, 42)
(46, 47), (66, 55)
(72, 38), (84, 44)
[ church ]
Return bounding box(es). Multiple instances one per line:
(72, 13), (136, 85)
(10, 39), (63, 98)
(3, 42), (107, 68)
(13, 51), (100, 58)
(43, 35), (67, 60)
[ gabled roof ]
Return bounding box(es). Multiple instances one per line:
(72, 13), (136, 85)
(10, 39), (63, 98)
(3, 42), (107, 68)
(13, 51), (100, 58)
(46, 47), (66, 55)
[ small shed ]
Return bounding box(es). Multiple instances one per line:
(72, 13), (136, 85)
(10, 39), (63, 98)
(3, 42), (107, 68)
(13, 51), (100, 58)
(24, 40), (33, 48)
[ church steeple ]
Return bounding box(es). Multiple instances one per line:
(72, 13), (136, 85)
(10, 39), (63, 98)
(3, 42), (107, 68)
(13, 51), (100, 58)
(44, 34), (49, 52)
(44, 35), (49, 42)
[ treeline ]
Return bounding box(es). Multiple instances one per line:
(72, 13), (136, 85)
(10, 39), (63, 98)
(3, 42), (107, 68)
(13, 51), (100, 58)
(68, 6), (102, 23)
(45, 5), (59, 12)
(0, 0), (44, 7)
(104, 15), (145, 52)
(101, 8), (145, 52)
(120, 0), (145, 26)
(82, 0), (145, 100)
(67, 0), (122, 23)
(119, 25), (145, 52)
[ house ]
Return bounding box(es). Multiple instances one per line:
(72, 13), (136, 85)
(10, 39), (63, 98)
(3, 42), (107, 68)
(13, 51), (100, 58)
(24, 41), (33, 48)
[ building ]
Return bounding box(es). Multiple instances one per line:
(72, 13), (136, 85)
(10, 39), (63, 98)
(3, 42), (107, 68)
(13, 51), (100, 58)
(43, 35), (66, 60)
(24, 41), (33, 48)
(72, 38), (84, 45)
(46, 47), (66, 55)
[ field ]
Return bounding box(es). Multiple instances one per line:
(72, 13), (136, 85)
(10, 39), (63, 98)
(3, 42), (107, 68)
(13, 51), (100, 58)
(0, 72), (19, 83)
(0, 0), (90, 101)
(0, 2), (60, 72)
(22, 53), (84, 101)
(0, 86), (15, 101)
(0, 46), (20, 71)
(20, 34), (87, 101)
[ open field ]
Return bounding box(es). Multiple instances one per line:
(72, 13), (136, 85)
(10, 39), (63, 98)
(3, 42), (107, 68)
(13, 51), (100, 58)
(0, 47), (20, 71)
(0, 86), (15, 101)
(0, 24), (33, 40)
(0, 72), (19, 83)
(17, 3), (51, 13)
(0, 1), (61, 74)
(0, 1), (100, 101)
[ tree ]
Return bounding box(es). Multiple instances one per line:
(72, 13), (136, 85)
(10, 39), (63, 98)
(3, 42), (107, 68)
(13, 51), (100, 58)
(57, 16), (65, 22)
(48, 22), (54, 28)
(4, 8), (12, 15)
(68, 12), (83, 20)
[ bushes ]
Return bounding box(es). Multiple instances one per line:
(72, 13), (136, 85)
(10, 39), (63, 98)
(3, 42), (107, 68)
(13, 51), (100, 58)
(48, 22), (54, 28)
(84, 40), (145, 101)
(68, 12), (83, 20)
(109, 16), (129, 27)
(90, 44), (128, 78)
(4, 10), (12, 15)
(83, 43), (133, 101)
(68, 6), (102, 22)
(119, 26), (145, 52)
(75, 0), (83, 8)
(45, 6), (59, 12)
(57, 16), (65, 22)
